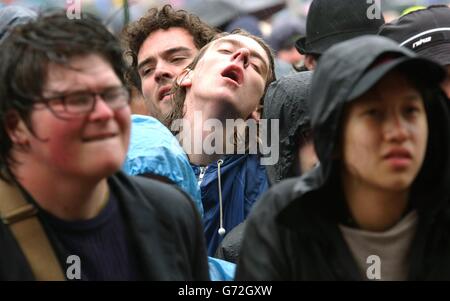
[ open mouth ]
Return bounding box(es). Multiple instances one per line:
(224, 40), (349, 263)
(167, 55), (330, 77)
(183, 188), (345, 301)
(221, 65), (244, 85)
(158, 86), (173, 102)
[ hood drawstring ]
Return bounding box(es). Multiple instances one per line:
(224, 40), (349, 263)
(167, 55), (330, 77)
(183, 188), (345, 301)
(217, 159), (226, 236)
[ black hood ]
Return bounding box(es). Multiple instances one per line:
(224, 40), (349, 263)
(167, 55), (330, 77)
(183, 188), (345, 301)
(263, 71), (312, 184)
(301, 35), (450, 215)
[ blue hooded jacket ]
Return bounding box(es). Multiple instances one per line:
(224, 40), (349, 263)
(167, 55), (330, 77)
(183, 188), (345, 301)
(123, 115), (203, 217)
(192, 154), (269, 256)
(123, 115), (235, 280)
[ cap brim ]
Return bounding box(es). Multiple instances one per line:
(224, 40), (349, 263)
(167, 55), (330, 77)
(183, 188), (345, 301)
(296, 29), (382, 56)
(348, 57), (446, 101)
(417, 43), (450, 67)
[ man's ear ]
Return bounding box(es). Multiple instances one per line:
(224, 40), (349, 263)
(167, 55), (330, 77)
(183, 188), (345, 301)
(5, 111), (30, 145)
(177, 69), (193, 88)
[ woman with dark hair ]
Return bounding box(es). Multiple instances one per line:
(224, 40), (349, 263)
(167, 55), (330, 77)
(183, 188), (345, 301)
(236, 35), (450, 280)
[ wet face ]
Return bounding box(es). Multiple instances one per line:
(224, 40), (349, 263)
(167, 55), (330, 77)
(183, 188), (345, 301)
(183, 34), (270, 120)
(441, 65), (450, 99)
(137, 27), (198, 120)
(20, 54), (131, 181)
(341, 70), (428, 192)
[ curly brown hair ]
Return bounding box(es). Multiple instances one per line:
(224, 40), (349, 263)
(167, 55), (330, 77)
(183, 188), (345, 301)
(122, 4), (218, 90)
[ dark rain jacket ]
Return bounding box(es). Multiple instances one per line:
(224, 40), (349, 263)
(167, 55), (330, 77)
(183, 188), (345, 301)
(236, 36), (450, 280)
(0, 172), (209, 280)
(214, 72), (313, 263)
(263, 71), (313, 184)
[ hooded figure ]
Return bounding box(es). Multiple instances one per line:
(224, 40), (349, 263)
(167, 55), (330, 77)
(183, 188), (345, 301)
(214, 72), (315, 263)
(236, 35), (450, 280)
(263, 71), (315, 184)
(192, 154), (268, 257)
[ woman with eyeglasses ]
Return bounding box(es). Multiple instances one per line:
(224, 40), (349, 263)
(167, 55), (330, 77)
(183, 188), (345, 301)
(0, 10), (208, 281)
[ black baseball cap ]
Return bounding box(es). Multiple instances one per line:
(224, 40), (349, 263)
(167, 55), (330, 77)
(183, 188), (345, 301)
(379, 5), (450, 66)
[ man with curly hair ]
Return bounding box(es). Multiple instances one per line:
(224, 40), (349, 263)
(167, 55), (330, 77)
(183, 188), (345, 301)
(123, 4), (217, 121)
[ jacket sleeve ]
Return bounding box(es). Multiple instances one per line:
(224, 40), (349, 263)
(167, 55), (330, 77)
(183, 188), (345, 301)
(235, 189), (292, 280)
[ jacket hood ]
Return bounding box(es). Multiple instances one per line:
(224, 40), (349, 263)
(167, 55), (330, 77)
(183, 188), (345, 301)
(123, 115), (203, 217)
(304, 35), (450, 215)
(263, 71), (313, 183)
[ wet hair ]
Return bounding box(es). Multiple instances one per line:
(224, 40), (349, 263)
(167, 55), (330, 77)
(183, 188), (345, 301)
(0, 10), (127, 182)
(165, 29), (276, 128)
(122, 4), (218, 90)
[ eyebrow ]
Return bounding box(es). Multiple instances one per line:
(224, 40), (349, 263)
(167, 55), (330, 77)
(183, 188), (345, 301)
(42, 85), (124, 98)
(213, 38), (269, 76)
(137, 46), (193, 72)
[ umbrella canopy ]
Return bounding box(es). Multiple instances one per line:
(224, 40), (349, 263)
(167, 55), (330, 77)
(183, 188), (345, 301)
(221, 0), (285, 19)
(183, 0), (240, 27)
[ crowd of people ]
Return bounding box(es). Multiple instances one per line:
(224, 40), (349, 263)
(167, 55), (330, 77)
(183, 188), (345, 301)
(0, 0), (449, 281)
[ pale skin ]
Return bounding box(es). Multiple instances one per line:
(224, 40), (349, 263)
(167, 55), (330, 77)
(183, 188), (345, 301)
(137, 27), (198, 121)
(340, 70), (428, 232)
(179, 34), (270, 165)
(7, 55), (131, 221)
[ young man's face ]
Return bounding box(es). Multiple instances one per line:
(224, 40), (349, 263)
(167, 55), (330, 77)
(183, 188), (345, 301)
(185, 34), (270, 120)
(19, 54), (131, 181)
(341, 70), (428, 192)
(137, 27), (198, 120)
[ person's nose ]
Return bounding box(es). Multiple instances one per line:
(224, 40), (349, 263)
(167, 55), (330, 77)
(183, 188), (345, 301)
(88, 96), (114, 121)
(231, 48), (250, 68)
(154, 63), (175, 84)
(384, 112), (409, 143)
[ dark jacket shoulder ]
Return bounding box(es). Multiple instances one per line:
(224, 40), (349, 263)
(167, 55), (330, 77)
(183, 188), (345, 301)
(109, 172), (210, 280)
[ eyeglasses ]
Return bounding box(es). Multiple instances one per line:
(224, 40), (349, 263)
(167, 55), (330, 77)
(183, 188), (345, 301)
(34, 86), (130, 119)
